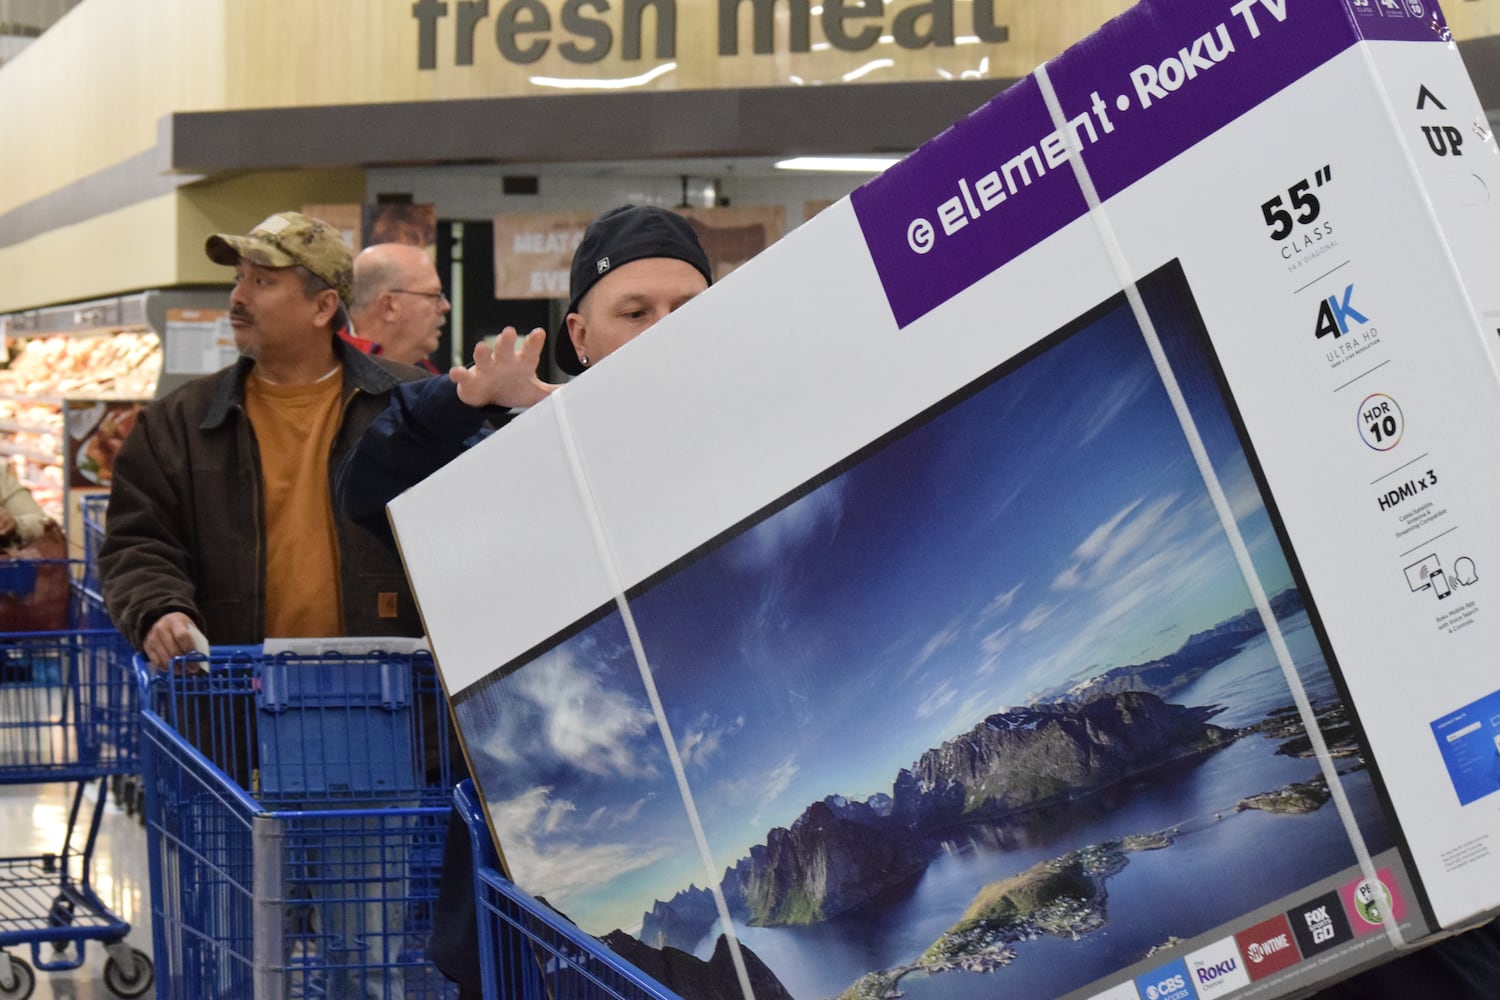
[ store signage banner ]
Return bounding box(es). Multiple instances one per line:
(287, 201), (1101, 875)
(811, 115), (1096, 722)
(302, 204), (363, 253)
(65, 401), (144, 488)
(162, 309), (235, 377)
(494, 206), (786, 300)
(493, 212), (595, 299)
(301, 203), (439, 255)
(362, 203), (438, 252)
(395, 1), (1500, 997)
(676, 206), (787, 282)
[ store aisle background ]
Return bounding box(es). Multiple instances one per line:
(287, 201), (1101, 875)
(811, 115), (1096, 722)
(0, 781), (151, 1000)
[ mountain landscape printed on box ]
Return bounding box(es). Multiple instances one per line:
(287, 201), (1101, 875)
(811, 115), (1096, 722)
(453, 262), (1395, 999)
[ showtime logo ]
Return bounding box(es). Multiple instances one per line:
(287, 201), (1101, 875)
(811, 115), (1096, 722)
(1246, 936), (1291, 963)
(1235, 914), (1303, 982)
(1186, 938), (1250, 997)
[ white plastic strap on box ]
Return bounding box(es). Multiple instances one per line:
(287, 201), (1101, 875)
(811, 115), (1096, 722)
(1034, 60), (1408, 953)
(552, 387), (760, 1000)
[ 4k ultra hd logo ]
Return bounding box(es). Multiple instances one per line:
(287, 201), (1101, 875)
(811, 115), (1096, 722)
(1314, 284), (1369, 339)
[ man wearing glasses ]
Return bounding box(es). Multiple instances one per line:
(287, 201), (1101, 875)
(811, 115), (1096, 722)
(347, 242), (451, 372)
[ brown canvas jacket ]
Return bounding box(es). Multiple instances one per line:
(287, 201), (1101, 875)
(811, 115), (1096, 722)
(100, 341), (430, 651)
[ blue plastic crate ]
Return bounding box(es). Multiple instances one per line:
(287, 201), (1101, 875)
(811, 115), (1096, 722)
(256, 656), (419, 799)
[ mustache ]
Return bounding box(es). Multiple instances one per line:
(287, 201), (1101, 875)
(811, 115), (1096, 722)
(230, 306), (253, 323)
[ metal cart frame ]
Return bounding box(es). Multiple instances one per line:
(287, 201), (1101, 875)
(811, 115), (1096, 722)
(138, 646), (460, 1000)
(0, 567), (152, 999)
(454, 780), (681, 1000)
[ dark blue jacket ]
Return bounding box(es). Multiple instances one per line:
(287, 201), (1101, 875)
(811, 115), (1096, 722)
(334, 375), (514, 549)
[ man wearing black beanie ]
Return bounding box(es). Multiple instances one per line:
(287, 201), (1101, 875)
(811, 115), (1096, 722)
(336, 204), (712, 542)
(334, 205), (713, 998)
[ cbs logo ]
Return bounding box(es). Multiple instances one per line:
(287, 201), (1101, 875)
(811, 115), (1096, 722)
(1145, 974), (1186, 999)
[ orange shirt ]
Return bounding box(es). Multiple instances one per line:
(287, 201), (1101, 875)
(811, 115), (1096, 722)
(243, 369), (345, 638)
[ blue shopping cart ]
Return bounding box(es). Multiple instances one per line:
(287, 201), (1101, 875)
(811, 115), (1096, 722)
(454, 780), (680, 1000)
(77, 491), (145, 823)
(0, 562), (151, 999)
(79, 494), (110, 598)
(137, 645), (461, 1000)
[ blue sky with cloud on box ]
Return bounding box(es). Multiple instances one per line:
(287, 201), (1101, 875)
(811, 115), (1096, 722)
(459, 270), (1300, 937)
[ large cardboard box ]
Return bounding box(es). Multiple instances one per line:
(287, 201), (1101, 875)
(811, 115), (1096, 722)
(393, 1), (1500, 996)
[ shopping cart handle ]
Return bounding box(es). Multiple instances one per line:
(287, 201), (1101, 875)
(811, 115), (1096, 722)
(455, 779), (502, 870)
(132, 645), (265, 699)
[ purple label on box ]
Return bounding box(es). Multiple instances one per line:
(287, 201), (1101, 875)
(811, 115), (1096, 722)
(1346, 0), (1450, 43)
(849, 76), (1091, 330)
(851, 0), (1447, 328)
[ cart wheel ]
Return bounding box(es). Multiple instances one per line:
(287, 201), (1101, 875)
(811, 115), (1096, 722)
(0, 955), (34, 999)
(102, 948), (153, 999)
(46, 897), (75, 951)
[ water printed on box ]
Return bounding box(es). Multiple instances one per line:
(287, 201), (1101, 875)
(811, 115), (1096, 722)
(453, 261), (1397, 1000)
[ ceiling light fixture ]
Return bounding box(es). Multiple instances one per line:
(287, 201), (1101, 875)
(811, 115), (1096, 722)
(774, 156), (903, 173)
(529, 62), (677, 90)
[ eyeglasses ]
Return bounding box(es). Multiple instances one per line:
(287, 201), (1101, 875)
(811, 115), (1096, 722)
(391, 288), (448, 304)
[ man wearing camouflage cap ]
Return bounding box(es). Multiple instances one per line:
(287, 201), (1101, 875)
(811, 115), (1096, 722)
(100, 211), (431, 666)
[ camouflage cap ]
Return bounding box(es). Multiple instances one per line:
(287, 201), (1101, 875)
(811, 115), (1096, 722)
(205, 212), (354, 305)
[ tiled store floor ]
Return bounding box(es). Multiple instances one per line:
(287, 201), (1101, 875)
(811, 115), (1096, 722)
(0, 781), (153, 1000)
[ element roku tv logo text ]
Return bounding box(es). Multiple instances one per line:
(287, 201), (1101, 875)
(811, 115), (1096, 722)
(902, 0), (1296, 260)
(903, 94), (1115, 255)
